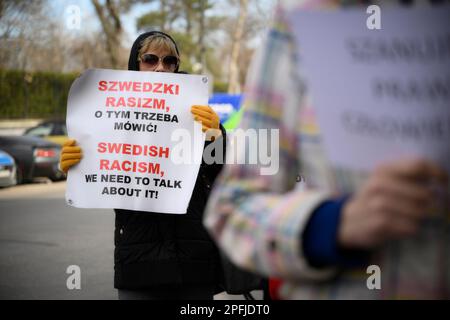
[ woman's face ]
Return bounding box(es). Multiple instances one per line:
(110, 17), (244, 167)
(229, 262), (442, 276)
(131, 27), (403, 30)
(139, 46), (179, 73)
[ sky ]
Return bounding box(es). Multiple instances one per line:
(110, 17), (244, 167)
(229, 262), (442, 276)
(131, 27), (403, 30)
(50, 0), (159, 47)
(50, 0), (276, 48)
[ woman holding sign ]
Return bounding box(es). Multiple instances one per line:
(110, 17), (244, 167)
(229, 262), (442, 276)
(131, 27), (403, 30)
(60, 31), (226, 300)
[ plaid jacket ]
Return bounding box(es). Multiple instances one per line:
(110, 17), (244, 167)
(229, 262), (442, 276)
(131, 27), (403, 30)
(204, 0), (450, 299)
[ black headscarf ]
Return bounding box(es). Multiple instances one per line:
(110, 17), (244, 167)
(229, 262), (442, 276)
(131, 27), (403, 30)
(127, 31), (180, 72)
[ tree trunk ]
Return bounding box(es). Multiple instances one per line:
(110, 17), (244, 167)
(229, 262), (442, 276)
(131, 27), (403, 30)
(197, 0), (207, 74)
(183, 0), (193, 35)
(227, 0), (247, 94)
(91, 0), (123, 68)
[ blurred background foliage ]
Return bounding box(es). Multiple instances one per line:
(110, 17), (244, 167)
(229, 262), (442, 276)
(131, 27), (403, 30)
(0, 0), (275, 119)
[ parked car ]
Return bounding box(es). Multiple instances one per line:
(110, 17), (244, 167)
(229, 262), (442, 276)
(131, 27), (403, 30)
(0, 136), (63, 184)
(0, 149), (17, 187)
(23, 119), (69, 146)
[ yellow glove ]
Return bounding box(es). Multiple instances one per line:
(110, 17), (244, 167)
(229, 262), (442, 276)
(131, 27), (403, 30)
(191, 105), (221, 141)
(59, 139), (83, 174)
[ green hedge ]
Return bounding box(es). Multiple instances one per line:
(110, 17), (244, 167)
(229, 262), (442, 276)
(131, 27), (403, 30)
(0, 69), (78, 119)
(0, 69), (230, 119)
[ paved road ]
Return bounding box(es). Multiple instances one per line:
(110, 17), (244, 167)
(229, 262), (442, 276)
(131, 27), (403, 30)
(0, 181), (261, 300)
(0, 181), (116, 299)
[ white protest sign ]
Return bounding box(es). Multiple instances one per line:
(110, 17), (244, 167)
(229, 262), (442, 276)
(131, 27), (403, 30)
(288, 6), (450, 173)
(65, 68), (208, 214)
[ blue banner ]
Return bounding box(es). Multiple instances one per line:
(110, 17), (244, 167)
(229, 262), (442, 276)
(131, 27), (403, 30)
(208, 94), (243, 123)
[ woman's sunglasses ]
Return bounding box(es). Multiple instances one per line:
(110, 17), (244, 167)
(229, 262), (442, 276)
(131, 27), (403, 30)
(139, 54), (179, 70)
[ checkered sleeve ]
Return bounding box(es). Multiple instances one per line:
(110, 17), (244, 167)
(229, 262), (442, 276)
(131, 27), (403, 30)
(204, 4), (336, 281)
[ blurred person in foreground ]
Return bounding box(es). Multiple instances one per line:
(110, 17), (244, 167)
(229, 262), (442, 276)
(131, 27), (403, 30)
(60, 31), (226, 300)
(204, 0), (449, 299)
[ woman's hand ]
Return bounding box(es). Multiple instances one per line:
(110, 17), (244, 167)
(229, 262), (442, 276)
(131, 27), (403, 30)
(59, 139), (83, 174)
(191, 105), (221, 141)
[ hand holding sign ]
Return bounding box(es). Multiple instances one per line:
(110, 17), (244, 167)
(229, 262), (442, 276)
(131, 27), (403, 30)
(60, 139), (82, 174)
(191, 105), (221, 141)
(339, 158), (448, 249)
